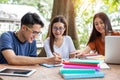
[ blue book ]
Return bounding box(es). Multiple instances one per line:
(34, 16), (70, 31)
(61, 71), (104, 79)
(60, 67), (96, 74)
(40, 64), (63, 68)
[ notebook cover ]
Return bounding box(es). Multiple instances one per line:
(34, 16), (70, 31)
(41, 64), (63, 68)
(62, 61), (98, 67)
(85, 55), (105, 60)
(69, 59), (103, 64)
(60, 67), (95, 74)
(63, 64), (100, 70)
(61, 71), (104, 79)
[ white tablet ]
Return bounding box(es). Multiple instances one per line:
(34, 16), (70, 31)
(0, 68), (36, 77)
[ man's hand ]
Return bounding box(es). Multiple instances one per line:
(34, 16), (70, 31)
(47, 52), (62, 64)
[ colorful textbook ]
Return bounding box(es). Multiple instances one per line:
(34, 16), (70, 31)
(62, 59), (101, 70)
(63, 64), (100, 70)
(63, 61), (98, 67)
(60, 68), (96, 74)
(61, 71), (104, 79)
(69, 58), (104, 64)
(60, 58), (105, 79)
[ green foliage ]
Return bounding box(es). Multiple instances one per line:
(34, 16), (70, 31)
(1, 0), (120, 49)
(73, 39), (80, 49)
(77, 27), (89, 44)
(102, 0), (120, 13)
(0, 0), (8, 3)
(75, 0), (120, 48)
(37, 0), (53, 20)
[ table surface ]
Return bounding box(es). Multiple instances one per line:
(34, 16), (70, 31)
(0, 64), (120, 80)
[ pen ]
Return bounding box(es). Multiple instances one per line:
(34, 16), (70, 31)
(53, 52), (62, 59)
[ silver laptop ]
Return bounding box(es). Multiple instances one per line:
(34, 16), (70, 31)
(105, 36), (120, 64)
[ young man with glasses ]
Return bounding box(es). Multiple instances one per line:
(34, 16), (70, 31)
(0, 12), (61, 65)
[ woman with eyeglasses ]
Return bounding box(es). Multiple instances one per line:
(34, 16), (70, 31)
(44, 15), (78, 60)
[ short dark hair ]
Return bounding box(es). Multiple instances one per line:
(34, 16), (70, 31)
(21, 12), (44, 28)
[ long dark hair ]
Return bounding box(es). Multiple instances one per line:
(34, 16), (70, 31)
(87, 12), (113, 44)
(48, 15), (68, 53)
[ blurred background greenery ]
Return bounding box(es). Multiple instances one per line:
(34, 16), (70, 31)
(0, 0), (120, 49)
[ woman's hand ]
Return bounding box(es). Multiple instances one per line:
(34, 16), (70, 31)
(69, 50), (81, 58)
(76, 50), (98, 58)
(45, 52), (62, 64)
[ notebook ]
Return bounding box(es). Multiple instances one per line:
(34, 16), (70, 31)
(60, 67), (96, 74)
(40, 63), (63, 68)
(69, 58), (103, 64)
(63, 64), (100, 70)
(61, 71), (104, 79)
(105, 36), (120, 64)
(62, 61), (98, 67)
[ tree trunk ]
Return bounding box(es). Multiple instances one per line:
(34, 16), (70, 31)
(51, 0), (69, 20)
(68, 0), (80, 49)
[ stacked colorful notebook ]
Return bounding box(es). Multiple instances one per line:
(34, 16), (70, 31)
(60, 58), (105, 79)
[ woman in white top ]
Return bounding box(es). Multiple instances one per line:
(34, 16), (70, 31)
(44, 15), (77, 59)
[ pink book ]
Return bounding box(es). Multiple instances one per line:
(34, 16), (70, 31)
(62, 61), (98, 67)
(63, 64), (100, 70)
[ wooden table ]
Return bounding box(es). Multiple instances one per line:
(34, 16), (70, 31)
(0, 64), (120, 80)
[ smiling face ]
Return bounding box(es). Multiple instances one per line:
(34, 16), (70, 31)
(22, 24), (42, 43)
(52, 22), (65, 39)
(94, 17), (105, 35)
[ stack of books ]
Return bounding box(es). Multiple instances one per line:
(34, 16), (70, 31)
(59, 58), (105, 79)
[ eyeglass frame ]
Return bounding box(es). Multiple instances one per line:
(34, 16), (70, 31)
(26, 26), (42, 35)
(52, 26), (65, 31)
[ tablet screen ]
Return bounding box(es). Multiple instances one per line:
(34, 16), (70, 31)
(0, 68), (36, 77)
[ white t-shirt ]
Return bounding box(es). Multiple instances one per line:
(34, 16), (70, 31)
(43, 36), (76, 59)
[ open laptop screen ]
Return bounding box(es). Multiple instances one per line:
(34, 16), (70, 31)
(105, 36), (120, 64)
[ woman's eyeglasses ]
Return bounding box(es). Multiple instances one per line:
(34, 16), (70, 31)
(26, 27), (42, 35)
(53, 27), (65, 31)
